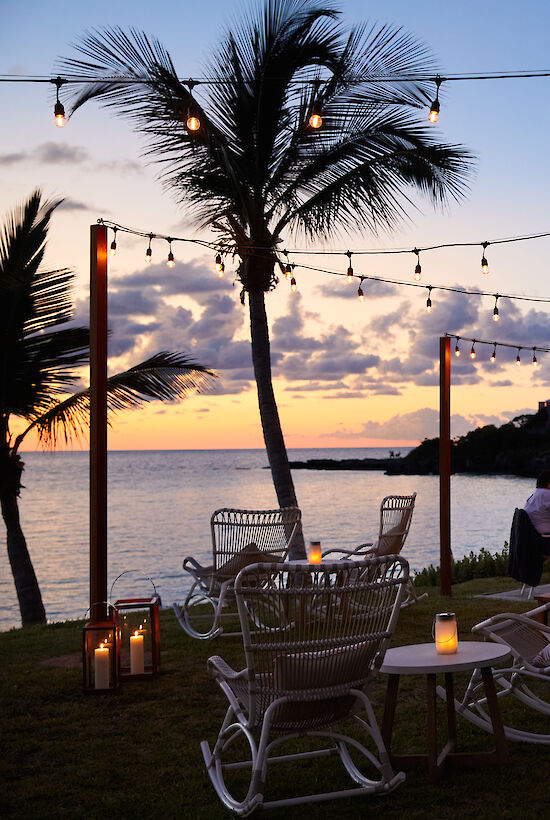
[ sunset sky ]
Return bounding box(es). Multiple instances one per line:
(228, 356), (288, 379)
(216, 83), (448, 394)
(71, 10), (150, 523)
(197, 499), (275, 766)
(3, 0), (550, 450)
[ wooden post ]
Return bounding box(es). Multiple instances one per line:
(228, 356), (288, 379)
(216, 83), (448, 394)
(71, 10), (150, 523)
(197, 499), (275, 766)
(439, 336), (452, 596)
(90, 225), (108, 621)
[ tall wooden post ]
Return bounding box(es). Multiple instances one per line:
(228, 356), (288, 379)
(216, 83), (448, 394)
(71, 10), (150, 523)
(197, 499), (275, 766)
(90, 225), (108, 621)
(439, 336), (452, 596)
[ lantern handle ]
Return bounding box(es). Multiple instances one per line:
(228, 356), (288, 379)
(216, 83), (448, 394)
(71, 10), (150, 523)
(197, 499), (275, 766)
(109, 569), (158, 603)
(82, 601), (116, 622)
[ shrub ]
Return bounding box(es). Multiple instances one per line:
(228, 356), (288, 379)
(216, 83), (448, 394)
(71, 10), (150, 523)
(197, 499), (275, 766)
(413, 544), (509, 587)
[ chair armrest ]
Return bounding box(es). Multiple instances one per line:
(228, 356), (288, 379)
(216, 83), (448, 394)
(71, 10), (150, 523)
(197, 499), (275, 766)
(473, 608), (550, 636)
(207, 655), (247, 682)
(183, 556), (212, 576)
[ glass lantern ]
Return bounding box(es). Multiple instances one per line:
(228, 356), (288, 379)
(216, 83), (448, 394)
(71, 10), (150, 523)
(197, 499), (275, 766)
(114, 596), (161, 680)
(82, 607), (120, 692)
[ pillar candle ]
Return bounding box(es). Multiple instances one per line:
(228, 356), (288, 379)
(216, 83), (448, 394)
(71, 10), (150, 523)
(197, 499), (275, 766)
(130, 632), (144, 674)
(94, 643), (110, 689)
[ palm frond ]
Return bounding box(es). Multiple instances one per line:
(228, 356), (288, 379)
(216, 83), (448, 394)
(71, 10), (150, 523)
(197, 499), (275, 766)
(22, 352), (217, 448)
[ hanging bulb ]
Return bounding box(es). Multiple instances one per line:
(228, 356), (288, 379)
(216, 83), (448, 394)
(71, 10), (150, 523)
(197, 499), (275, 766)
(53, 77), (66, 127)
(167, 239), (175, 268)
(145, 234), (153, 263)
(358, 281), (365, 303)
(186, 79), (201, 132)
(428, 76), (442, 123)
(284, 263), (292, 279)
(217, 261), (225, 278)
(470, 341), (476, 360)
(516, 348), (521, 366)
(426, 287), (432, 313)
(481, 242), (489, 274)
(290, 276), (297, 292)
(308, 78), (323, 129)
(532, 349), (538, 367)
(309, 110), (323, 129)
(490, 343), (497, 363)
(413, 249), (421, 281)
(493, 295), (499, 322)
(455, 339), (461, 357)
(215, 253), (223, 272)
(110, 229), (117, 257)
(346, 251), (354, 283)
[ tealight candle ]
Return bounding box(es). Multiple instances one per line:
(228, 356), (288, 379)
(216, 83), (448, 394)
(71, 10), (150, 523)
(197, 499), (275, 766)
(308, 541), (322, 564)
(130, 630), (145, 674)
(94, 642), (110, 689)
(434, 612), (458, 654)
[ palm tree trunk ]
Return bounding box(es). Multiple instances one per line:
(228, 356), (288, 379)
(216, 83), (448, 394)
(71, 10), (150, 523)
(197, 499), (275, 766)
(0, 449), (46, 626)
(248, 289), (305, 558)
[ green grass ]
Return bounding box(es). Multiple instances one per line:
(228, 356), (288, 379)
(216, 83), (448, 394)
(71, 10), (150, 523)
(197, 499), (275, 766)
(1, 582), (549, 819)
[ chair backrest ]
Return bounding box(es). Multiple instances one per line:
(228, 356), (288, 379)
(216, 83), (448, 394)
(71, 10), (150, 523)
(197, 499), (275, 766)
(234, 556), (409, 729)
(474, 616), (549, 670)
(375, 493), (417, 557)
(211, 507), (301, 577)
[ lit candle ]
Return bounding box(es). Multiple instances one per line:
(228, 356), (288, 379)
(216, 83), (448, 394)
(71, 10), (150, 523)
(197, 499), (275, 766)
(94, 643), (110, 689)
(308, 541), (322, 564)
(434, 613), (458, 654)
(130, 631), (144, 674)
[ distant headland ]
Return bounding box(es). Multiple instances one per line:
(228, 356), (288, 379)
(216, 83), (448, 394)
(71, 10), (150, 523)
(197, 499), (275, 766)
(289, 402), (550, 477)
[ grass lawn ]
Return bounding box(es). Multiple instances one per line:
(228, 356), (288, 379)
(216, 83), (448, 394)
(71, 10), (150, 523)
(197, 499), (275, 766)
(1, 579), (549, 819)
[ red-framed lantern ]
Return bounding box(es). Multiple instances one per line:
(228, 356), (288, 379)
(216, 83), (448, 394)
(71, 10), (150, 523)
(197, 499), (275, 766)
(113, 596), (161, 680)
(82, 605), (120, 692)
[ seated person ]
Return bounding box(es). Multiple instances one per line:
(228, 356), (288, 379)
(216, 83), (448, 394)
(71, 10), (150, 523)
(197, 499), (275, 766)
(524, 471), (550, 551)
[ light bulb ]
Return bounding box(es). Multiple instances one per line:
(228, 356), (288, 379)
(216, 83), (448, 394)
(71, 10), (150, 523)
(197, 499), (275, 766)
(347, 266), (354, 283)
(532, 351), (538, 367)
(414, 262), (421, 281)
(455, 342), (461, 357)
(493, 306), (499, 321)
(428, 98), (440, 123)
(290, 276), (297, 292)
(187, 114), (200, 131)
(481, 255), (489, 274)
(110, 238), (117, 257)
(167, 249), (175, 268)
(217, 262), (225, 278)
(145, 246), (152, 263)
(358, 285), (364, 303)
(426, 288), (432, 313)
(284, 263), (292, 279)
(309, 112), (322, 129)
(470, 344), (476, 359)
(215, 253), (223, 272)
(516, 350), (521, 366)
(54, 100), (65, 127)
(490, 344), (497, 363)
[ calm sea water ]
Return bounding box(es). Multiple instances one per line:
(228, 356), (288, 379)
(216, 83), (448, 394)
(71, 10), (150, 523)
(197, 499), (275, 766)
(0, 448), (534, 631)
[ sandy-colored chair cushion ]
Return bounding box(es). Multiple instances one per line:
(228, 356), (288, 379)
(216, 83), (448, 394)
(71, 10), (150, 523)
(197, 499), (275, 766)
(273, 643), (375, 691)
(532, 641), (550, 668)
(216, 542), (282, 579)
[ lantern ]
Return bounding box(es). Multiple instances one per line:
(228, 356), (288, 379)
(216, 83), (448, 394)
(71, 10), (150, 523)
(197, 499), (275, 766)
(114, 596), (161, 680)
(308, 541), (322, 564)
(434, 612), (458, 654)
(83, 606), (120, 692)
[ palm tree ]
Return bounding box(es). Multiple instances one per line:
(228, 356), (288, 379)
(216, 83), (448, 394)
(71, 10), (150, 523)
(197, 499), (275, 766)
(0, 191), (216, 626)
(61, 0), (473, 557)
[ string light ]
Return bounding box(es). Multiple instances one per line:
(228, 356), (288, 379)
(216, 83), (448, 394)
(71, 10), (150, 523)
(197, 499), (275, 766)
(493, 295), (499, 322)
(533, 348), (538, 367)
(358, 278), (365, 302)
(110, 228), (117, 257)
(470, 340), (476, 359)
(428, 75), (442, 123)
(346, 250), (354, 283)
(167, 238), (175, 268)
(145, 234), (153, 263)
(290, 275), (297, 292)
(52, 76), (66, 127)
(413, 248), (421, 281)
(186, 79), (201, 132)
(490, 343), (497, 363)
(516, 347), (522, 366)
(481, 241), (490, 274)
(426, 286), (433, 313)
(455, 338), (461, 357)
(445, 333), (549, 368)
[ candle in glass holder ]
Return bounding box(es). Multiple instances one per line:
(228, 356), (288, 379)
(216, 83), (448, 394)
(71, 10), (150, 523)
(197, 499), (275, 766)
(308, 541), (322, 564)
(94, 643), (110, 689)
(130, 631), (145, 674)
(434, 612), (458, 654)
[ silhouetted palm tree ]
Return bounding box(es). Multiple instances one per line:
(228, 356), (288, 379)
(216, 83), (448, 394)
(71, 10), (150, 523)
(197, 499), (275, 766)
(0, 191), (216, 626)
(61, 0), (473, 556)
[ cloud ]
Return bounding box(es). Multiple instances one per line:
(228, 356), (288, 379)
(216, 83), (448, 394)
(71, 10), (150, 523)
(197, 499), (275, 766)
(0, 152), (26, 166)
(316, 278), (397, 299)
(57, 198), (91, 212)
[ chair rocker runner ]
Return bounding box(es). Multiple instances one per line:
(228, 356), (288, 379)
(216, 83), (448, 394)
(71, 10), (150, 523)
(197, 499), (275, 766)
(201, 556), (409, 814)
(173, 507), (301, 639)
(438, 600), (550, 744)
(323, 493), (424, 607)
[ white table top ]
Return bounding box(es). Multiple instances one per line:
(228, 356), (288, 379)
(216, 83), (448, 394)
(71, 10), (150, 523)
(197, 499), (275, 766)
(380, 641), (510, 675)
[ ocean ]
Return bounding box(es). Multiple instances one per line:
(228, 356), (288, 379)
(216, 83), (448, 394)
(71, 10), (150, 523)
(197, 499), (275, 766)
(0, 447), (534, 631)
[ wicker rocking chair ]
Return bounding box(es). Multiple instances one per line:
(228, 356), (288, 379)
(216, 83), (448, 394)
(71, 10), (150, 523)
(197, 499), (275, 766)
(201, 556), (409, 814)
(172, 507), (301, 639)
(323, 493), (423, 606)
(439, 600), (550, 744)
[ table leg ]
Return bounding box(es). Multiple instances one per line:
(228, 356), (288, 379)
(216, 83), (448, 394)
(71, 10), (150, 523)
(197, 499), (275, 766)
(426, 673), (439, 781)
(381, 674), (400, 754)
(444, 672), (457, 749)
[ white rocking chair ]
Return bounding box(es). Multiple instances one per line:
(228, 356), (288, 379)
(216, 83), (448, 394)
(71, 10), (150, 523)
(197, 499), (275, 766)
(201, 556), (409, 814)
(323, 493), (424, 606)
(172, 507), (301, 639)
(440, 600), (550, 744)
